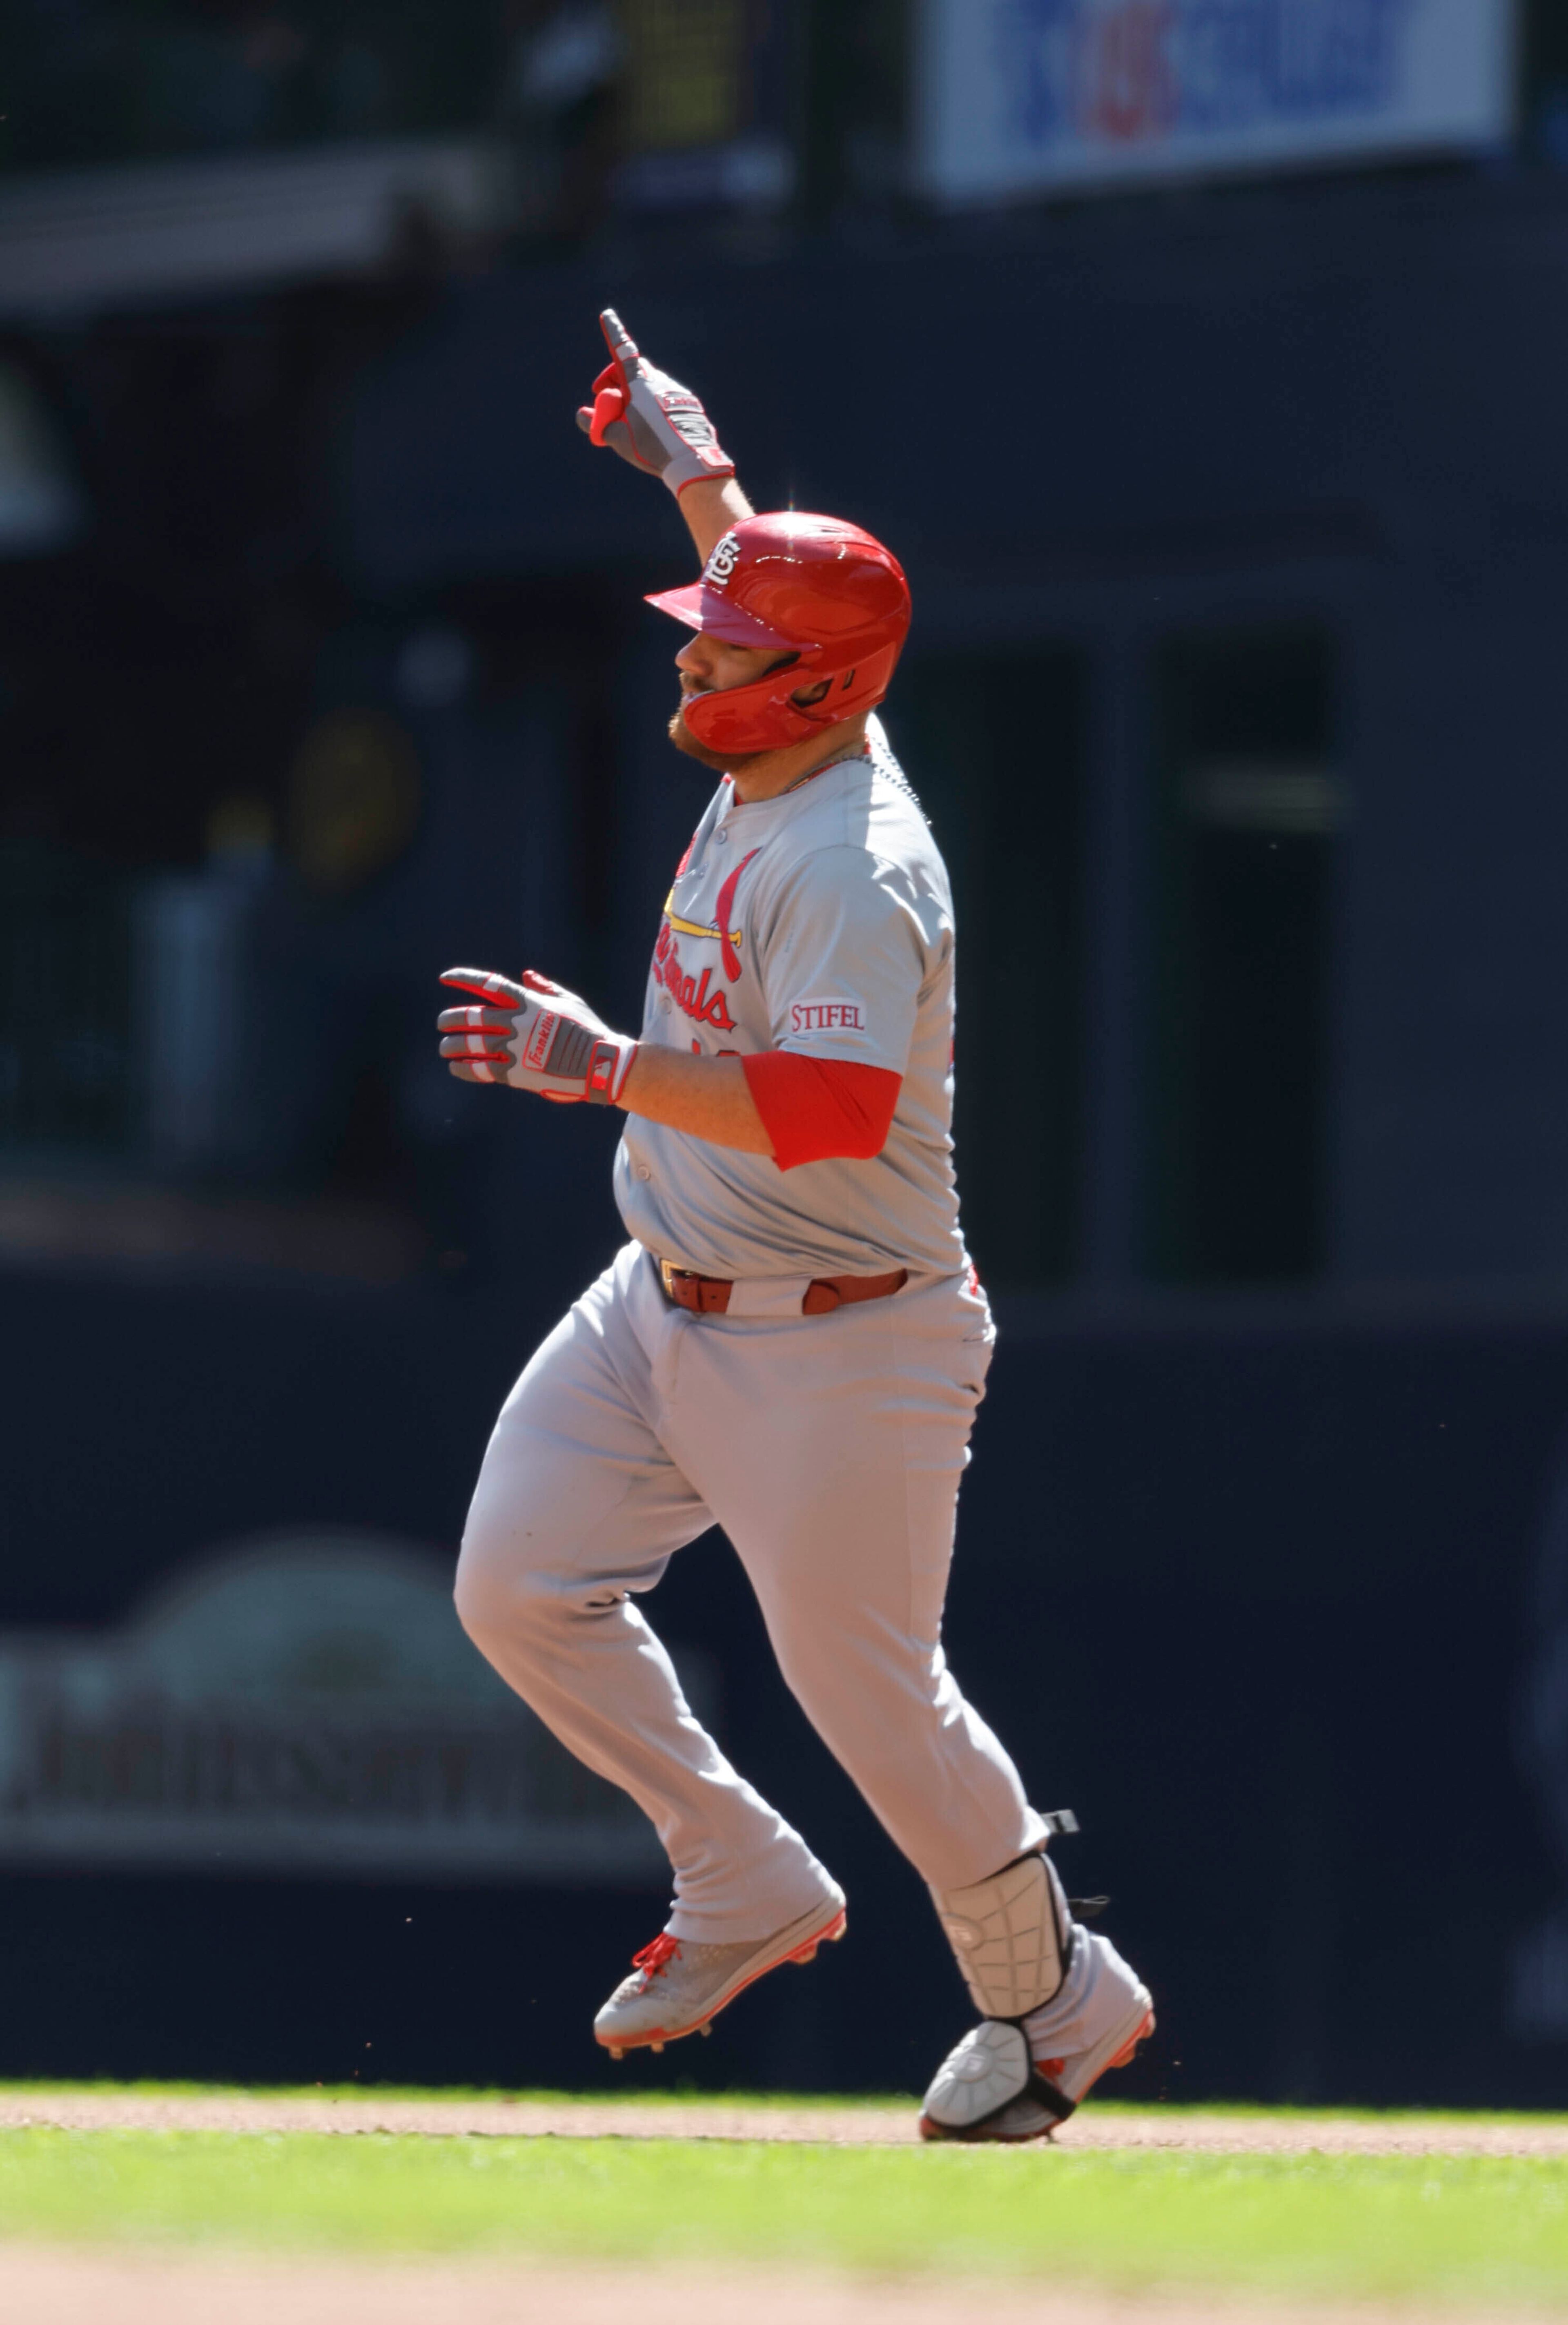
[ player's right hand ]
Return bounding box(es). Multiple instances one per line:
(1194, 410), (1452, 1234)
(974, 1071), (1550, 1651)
(437, 967), (638, 1107)
(576, 309), (735, 498)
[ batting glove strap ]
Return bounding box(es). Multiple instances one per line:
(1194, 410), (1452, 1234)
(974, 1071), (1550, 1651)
(585, 1035), (638, 1106)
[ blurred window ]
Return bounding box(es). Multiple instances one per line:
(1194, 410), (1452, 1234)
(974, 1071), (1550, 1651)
(0, 842), (131, 1156)
(1147, 626), (1343, 1285)
(0, 2), (505, 176)
(0, 366), (86, 557)
(1527, 0), (1568, 163)
(287, 710), (422, 898)
(894, 646), (1088, 1290)
(798, 0), (909, 221)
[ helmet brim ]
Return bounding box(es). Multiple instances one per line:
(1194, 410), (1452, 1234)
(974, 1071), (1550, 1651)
(644, 580), (815, 653)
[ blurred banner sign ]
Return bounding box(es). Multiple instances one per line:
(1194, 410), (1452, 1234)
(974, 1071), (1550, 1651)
(913, 0), (1516, 205)
(0, 1534), (666, 1883)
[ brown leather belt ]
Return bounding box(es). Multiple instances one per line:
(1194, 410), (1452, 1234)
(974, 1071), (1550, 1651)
(658, 1258), (908, 1317)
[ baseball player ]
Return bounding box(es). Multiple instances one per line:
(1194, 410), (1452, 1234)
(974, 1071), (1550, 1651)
(438, 311), (1153, 2140)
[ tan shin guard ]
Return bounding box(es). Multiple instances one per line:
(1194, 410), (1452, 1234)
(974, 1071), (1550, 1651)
(930, 1849), (1071, 2019)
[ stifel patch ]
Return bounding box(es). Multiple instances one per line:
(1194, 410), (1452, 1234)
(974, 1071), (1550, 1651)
(789, 997), (866, 1036)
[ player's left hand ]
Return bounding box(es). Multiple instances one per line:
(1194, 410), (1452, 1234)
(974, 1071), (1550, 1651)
(576, 309), (735, 498)
(438, 967), (638, 1106)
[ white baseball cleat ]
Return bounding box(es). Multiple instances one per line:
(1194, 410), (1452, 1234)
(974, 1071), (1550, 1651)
(918, 1925), (1154, 2143)
(594, 1888), (848, 2058)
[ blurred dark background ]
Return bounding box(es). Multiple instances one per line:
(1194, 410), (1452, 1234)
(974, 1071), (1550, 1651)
(4, 0), (1568, 2107)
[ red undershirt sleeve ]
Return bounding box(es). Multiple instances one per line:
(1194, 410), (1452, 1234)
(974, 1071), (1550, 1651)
(741, 1051), (903, 1172)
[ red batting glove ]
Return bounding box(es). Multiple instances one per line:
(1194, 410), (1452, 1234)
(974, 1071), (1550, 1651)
(437, 967), (637, 1106)
(575, 309), (735, 498)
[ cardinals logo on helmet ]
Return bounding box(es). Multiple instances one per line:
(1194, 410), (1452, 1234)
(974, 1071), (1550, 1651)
(704, 534), (740, 587)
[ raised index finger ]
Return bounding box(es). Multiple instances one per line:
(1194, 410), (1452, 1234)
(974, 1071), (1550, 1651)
(599, 308), (643, 375)
(439, 966), (527, 1008)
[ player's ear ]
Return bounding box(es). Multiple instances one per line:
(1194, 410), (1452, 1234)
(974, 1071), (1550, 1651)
(789, 678), (832, 709)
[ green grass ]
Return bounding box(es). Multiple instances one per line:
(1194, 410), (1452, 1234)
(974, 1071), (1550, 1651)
(0, 2123), (1565, 2307)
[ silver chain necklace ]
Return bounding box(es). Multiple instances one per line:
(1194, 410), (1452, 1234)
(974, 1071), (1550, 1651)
(780, 742), (871, 796)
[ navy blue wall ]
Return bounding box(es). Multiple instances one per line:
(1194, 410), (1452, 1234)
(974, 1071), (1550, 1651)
(2, 1260), (1561, 2104)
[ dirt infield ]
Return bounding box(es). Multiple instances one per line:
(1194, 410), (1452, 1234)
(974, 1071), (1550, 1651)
(0, 2249), (1529, 2325)
(1, 2089), (1566, 2154)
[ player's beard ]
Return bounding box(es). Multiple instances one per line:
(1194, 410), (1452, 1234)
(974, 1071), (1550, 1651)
(667, 700), (772, 775)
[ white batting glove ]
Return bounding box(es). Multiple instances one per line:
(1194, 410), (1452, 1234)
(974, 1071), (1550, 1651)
(575, 309), (735, 498)
(438, 967), (638, 1106)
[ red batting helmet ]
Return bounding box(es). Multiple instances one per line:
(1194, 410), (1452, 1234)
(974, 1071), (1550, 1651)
(646, 512), (911, 756)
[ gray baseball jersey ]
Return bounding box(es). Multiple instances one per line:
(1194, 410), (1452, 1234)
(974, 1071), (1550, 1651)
(614, 716), (968, 1280)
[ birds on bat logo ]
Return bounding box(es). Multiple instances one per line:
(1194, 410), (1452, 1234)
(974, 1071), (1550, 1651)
(651, 846), (760, 1030)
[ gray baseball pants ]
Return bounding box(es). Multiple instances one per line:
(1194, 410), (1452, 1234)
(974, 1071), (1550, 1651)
(455, 1239), (1049, 1941)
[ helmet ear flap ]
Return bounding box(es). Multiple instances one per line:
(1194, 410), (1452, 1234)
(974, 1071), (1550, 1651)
(682, 665), (824, 755)
(683, 635), (903, 756)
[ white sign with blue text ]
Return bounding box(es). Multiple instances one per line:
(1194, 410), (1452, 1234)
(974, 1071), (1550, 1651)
(914, 0), (1515, 204)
